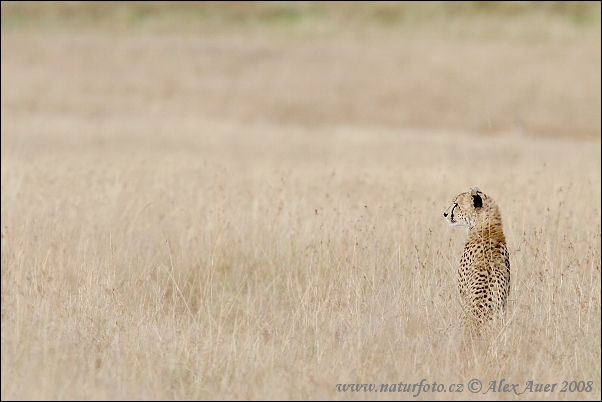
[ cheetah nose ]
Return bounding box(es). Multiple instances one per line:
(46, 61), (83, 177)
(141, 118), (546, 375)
(443, 212), (448, 217)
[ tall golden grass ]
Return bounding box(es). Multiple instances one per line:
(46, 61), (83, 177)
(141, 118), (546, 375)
(2, 122), (600, 399)
(1, 2), (601, 400)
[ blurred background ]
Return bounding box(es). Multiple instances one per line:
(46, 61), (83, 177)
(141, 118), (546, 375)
(2, 1), (601, 143)
(2, 3), (601, 400)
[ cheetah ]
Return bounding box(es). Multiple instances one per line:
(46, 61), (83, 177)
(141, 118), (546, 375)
(443, 188), (510, 333)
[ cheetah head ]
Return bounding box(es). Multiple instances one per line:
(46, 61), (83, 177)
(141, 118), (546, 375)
(443, 187), (487, 229)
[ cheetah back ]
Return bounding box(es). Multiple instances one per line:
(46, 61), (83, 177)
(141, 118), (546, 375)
(458, 240), (510, 325)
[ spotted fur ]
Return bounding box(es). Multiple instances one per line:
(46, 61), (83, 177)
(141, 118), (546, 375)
(443, 188), (510, 332)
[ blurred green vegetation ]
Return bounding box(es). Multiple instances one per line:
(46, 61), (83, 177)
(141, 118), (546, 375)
(1, 1), (600, 33)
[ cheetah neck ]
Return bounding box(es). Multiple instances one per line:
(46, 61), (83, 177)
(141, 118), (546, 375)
(468, 205), (506, 244)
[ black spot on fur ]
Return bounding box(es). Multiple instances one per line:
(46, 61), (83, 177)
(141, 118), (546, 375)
(473, 194), (482, 209)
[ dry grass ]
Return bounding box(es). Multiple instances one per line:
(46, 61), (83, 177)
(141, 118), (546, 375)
(1, 1), (601, 139)
(2, 124), (600, 400)
(1, 2), (601, 400)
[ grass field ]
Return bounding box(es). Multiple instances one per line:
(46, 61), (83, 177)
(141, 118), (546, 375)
(1, 2), (601, 400)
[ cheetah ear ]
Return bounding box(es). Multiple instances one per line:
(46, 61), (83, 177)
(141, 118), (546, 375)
(472, 193), (483, 209)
